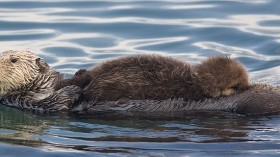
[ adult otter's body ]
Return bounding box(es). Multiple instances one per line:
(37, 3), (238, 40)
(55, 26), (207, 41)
(55, 55), (249, 102)
(1, 50), (280, 116)
(74, 84), (280, 116)
(0, 50), (80, 112)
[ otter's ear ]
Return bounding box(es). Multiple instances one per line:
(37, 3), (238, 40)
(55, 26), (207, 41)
(36, 58), (50, 73)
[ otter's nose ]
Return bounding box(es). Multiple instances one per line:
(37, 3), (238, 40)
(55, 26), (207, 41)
(221, 88), (236, 96)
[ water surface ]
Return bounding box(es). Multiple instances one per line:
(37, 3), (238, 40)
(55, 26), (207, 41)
(1, 0), (280, 156)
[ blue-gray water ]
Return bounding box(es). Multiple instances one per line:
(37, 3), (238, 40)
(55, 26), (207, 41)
(1, 0), (280, 156)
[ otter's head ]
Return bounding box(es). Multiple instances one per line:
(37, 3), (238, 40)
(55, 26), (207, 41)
(0, 50), (50, 97)
(193, 56), (249, 98)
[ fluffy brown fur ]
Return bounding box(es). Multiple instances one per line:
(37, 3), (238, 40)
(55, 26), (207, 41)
(193, 56), (249, 98)
(55, 54), (249, 102)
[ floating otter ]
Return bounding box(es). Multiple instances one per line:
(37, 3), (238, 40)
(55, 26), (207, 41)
(1, 50), (280, 116)
(55, 54), (249, 102)
(0, 50), (80, 112)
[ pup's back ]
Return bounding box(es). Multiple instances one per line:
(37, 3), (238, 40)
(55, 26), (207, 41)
(83, 54), (200, 101)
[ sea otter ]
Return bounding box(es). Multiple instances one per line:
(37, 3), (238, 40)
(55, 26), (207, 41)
(0, 50), (80, 112)
(55, 54), (249, 102)
(1, 50), (280, 116)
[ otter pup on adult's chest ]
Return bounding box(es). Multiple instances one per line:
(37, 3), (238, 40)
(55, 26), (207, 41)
(2, 50), (280, 116)
(0, 50), (80, 112)
(55, 54), (249, 102)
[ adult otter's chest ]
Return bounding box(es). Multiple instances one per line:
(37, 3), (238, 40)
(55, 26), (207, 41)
(15, 71), (62, 100)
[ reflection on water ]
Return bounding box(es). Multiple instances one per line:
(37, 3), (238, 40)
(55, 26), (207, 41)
(1, 105), (280, 156)
(1, 0), (280, 156)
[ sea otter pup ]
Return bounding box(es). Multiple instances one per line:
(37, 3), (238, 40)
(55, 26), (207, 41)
(0, 50), (80, 112)
(55, 54), (249, 102)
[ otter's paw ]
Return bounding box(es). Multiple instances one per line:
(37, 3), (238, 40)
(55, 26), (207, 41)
(40, 85), (81, 112)
(55, 85), (81, 106)
(115, 98), (128, 105)
(74, 69), (88, 76)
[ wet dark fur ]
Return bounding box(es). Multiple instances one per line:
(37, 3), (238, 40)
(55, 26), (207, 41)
(55, 54), (249, 102)
(72, 84), (280, 116)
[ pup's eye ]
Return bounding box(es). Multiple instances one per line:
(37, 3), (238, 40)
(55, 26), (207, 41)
(231, 85), (239, 90)
(10, 56), (18, 63)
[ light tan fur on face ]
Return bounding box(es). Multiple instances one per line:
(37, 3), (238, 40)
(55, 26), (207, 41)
(0, 50), (40, 97)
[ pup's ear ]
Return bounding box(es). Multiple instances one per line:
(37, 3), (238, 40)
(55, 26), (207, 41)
(36, 58), (50, 73)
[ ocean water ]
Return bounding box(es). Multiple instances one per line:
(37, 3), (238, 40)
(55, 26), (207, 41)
(1, 0), (280, 156)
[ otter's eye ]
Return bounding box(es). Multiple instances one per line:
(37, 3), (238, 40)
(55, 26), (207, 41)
(10, 56), (18, 63)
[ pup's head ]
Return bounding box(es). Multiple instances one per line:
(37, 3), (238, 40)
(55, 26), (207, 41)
(193, 56), (249, 98)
